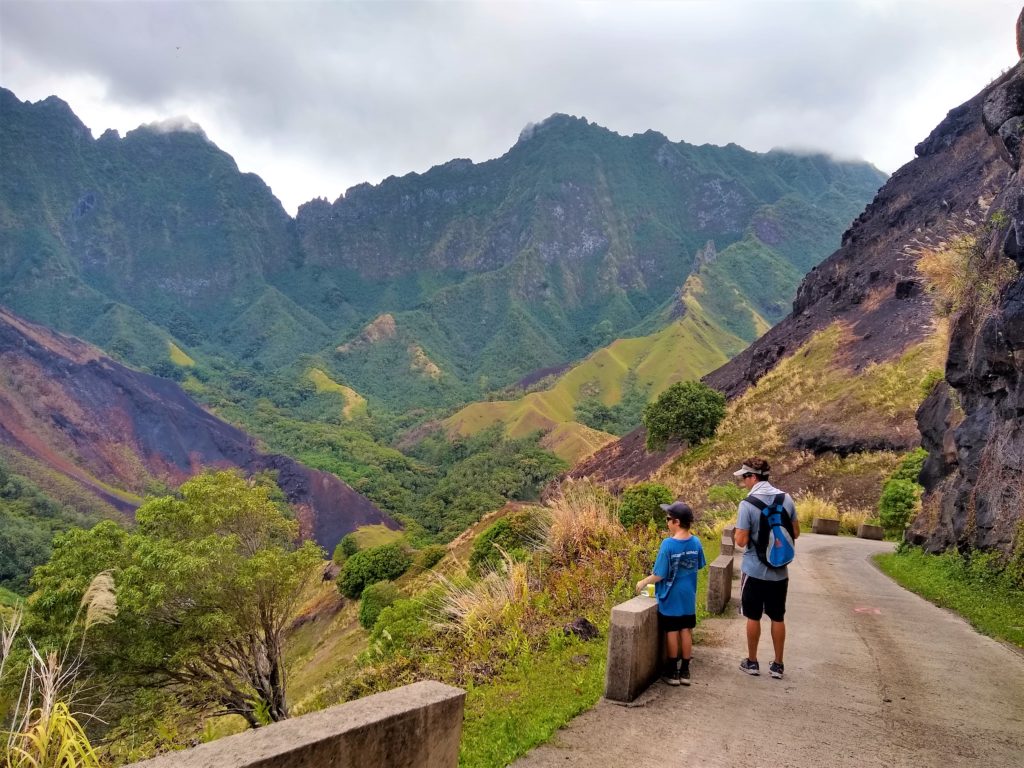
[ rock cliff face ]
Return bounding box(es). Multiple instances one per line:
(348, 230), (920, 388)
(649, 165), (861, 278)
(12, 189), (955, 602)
(0, 308), (395, 552)
(704, 89), (1008, 399)
(911, 48), (1024, 555)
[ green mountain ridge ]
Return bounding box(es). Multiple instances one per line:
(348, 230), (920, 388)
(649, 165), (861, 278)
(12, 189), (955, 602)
(0, 90), (885, 416)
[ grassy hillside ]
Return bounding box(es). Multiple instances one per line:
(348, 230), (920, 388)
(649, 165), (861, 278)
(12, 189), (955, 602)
(444, 278), (751, 463)
(655, 320), (947, 514)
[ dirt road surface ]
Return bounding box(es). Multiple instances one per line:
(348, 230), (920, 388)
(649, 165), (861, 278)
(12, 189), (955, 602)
(514, 534), (1024, 768)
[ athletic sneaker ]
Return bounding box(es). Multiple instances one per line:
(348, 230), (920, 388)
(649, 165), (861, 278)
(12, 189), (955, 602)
(678, 667), (691, 686)
(769, 661), (784, 679)
(739, 658), (760, 675)
(662, 664), (680, 686)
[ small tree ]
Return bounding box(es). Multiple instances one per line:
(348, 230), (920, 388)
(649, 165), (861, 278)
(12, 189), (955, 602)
(27, 471), (324, 728)
(643, 381), (726, 451)
(359, 581), (399, 630)
(338, 543), (412, 599)
(619, 483), (673, 528)
(333, 533), (359, 564)
(878, 479), (919, 537)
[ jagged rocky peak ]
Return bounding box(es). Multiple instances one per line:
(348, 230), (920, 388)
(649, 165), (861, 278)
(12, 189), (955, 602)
(910, 18), (1024, 556)
(692, 240), (717, 271)
(517, 113), (591, 142)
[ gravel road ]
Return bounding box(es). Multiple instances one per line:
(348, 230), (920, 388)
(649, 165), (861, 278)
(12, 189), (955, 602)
(513, 533), (1024, 767)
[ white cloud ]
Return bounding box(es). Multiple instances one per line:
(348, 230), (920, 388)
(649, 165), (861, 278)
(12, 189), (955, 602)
(1, 0), (1020, 214)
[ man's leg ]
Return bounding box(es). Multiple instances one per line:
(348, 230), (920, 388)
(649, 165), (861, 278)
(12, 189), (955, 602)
(770, 620), (785, 663)
(746, 618), (761, 661)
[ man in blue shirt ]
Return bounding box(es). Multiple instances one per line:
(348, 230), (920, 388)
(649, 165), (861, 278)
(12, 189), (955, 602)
(636, 501), (707, 686)
(733, 457), (799, 679)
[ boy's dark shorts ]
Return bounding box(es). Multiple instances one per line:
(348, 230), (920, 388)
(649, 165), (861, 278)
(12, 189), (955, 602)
(740, 574), (789, 622)
(658, 612), (697, 631)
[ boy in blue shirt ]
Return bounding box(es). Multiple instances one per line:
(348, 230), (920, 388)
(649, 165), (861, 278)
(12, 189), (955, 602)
(635, 501), (707, 686)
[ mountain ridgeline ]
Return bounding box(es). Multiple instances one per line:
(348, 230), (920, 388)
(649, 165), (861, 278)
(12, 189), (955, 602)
(0, 89), (885, 413)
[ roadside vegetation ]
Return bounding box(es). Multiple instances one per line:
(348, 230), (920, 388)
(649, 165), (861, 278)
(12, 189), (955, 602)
(875, 546), (1024, 649)
(291, 480), (720, 766)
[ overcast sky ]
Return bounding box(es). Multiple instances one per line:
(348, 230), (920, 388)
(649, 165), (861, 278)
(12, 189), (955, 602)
(1, 1), (1020, 215)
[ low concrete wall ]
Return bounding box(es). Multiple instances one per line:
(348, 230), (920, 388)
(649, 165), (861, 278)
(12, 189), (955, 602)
(125, 681), (465, 768)
(604, 596), (659, 702)
(812, 518), (840, 535)
(706, 554), (734, 614)
(857, 523), (884, 540)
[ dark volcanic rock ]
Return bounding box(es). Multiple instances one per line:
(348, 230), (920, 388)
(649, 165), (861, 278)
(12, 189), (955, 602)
(0, 307), (396, 553)
(566, 426), (684, 492)
(912, 53), (1024, 556)
(704, 85), (1007, 400)
(563, 617), (600, 641)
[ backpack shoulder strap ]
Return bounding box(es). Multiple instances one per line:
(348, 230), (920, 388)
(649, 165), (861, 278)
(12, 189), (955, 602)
(744, 495), (768, 511)
(771, 493), (786, 509)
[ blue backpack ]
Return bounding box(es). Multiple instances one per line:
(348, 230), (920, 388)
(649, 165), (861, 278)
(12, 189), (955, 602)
(745, 493), (796, 569)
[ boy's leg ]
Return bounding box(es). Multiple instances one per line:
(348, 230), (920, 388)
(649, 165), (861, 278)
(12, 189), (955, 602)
(681, 627), (693, 661)
(666, 630), (681, 659)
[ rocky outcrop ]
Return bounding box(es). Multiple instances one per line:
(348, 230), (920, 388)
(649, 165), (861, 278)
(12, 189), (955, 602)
(910, 51), (1024, 556)
(0, 307), (396, 553)
(704, 87), (1007, 399)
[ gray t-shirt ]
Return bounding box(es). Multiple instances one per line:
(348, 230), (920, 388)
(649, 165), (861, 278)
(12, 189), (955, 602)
(736, 481), (797, 581)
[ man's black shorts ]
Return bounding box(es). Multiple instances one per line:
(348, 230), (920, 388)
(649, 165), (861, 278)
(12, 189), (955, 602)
(658, 612), (697, 631)
(740, 574), (789, 622)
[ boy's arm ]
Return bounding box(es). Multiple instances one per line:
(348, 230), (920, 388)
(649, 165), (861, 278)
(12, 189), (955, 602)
(637, 541), (669, 593)
(635, 573), (663, 593)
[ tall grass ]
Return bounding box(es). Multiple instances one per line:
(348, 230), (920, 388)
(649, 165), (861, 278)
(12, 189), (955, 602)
(1, 571), (115, 768)
(542, 479), (624, 566)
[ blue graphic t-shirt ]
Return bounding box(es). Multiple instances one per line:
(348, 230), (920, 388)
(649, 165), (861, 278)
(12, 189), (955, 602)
(653, 535), (706, 616)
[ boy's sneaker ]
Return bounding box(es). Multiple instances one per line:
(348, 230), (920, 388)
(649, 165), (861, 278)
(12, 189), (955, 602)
(769, 661), (784, 679)
(662, 663), (680, 686)
(739, 658), (760, 676)
(678, 667), (691, 686)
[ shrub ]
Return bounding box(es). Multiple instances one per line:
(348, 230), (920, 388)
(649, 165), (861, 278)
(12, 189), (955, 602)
(333, 533), (359, 564)
(369, 596), (432, 653)
(643, 381), (726, 451)
(707, 483), (746, 506)
(338, 543), (412, 599)
(618, 483), (673, 528)
(891, 448), (928, 485)
(469, 512), (541, 575)
(359, 581), (399, 630)
(878, 480), (920, 537)
(417, 545), (447, 570)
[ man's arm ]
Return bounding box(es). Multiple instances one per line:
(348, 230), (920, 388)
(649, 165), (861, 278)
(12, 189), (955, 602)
(734, 502), (750, 548)
(789, 496), (800, 540)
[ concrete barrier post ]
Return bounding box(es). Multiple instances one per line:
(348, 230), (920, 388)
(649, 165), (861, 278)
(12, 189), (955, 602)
(125, 681), (465, 768)
(857, 523), (884, 540)
(604, 596), (659, 702)
(720, 524), (736, 556)
(705, 554), (734, 614)
(812, 517), (840, 535)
